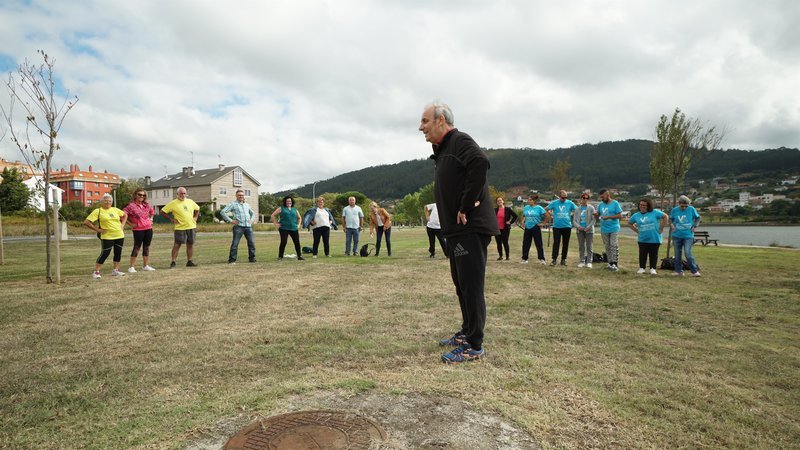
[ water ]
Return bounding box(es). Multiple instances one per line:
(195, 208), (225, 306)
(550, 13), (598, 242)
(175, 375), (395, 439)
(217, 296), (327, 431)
(617, 225), (800, 248)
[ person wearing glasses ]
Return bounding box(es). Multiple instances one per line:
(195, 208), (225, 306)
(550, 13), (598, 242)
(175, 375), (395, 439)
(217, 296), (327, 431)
(573, 193), (597, 268)
(545, 190), (577, 266)
(160, 187), (200, 268)
(123, 188), (156, 272)
(220, 189), (257, 264)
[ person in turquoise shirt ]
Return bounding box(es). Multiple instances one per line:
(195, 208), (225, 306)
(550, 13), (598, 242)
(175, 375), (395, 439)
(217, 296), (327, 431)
(595, 189), (624, 271)
(545, 190), (577, 266)
(628, 198), (668, 275)
(520, 194), (547, 264)
(669, 195), (701, 277)
(271, 196), (304, 261)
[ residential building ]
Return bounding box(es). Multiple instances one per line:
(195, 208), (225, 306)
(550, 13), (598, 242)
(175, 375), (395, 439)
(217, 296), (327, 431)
(23, 175), (64, 211)
(145, 165), (261, 220)
(739, 192), (751, 203)
(0, 157), (40, 178)
(49, 164), (122, 207)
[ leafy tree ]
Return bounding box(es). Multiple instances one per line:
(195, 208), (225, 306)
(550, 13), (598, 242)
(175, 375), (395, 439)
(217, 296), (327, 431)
(418, 182), (435, 206)
(1, 51), (78, 283)
(259, 192), (281, 221)
(548, 159), (577, 195)
(113, 177), (144, 207)
(652, 107), (724, 257)
(395, 192), (422, 226)
(0, 167), (31, 213)
(59, 200), (89, 222)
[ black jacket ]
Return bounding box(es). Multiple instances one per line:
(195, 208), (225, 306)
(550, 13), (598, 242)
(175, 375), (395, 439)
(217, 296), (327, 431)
(494, 206), (518, 230)
(431, 129), (499, 238)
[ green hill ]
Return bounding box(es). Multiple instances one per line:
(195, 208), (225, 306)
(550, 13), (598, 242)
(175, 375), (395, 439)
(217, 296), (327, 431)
(278, 140), (800, 199)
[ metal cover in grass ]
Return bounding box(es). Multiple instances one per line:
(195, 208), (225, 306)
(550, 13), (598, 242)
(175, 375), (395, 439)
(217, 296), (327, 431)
(224, 410), (387, 449)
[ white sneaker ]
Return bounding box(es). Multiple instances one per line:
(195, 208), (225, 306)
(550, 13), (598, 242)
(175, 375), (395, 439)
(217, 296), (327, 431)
(587, 263), (592, 269)
(313, 255), (318, 259)
(539, 259), (547, 265)
(128, 266), (137, 273)
(111, 269), (125, 277)
(142, 265), (156, 271)
(692, 272), (702, 277)
(636, 268), (646, 274)
(610, 264), (619, 272)
(520, 259), (529, 264)
(92, 271), (101, 279)
(650, 268), (658, 275)
(577, 262), (585, 268)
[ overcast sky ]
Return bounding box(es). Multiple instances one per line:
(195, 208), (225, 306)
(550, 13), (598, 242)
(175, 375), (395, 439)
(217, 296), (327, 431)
(1, 0), (798, 192)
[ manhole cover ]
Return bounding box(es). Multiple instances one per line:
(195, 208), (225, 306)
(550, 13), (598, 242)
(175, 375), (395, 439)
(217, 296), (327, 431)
(224, 410), (388, 450)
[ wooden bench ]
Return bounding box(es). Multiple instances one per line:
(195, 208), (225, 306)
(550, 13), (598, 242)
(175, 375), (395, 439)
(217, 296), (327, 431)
(693, 231), (718, 246)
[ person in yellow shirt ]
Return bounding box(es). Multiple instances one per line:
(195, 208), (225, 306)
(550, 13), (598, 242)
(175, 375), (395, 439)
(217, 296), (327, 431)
(159, 187), (200, 268)
(83, 193), (128, 279)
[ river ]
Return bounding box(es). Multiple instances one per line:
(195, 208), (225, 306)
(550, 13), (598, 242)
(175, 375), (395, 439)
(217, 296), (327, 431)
(616, 225), (800, 248)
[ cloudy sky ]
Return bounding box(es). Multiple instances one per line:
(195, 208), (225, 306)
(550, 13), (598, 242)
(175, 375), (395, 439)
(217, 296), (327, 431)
(1, 0), (798, 192)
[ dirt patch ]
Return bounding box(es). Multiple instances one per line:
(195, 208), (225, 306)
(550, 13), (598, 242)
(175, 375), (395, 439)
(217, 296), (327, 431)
(184, 391), (538, 449)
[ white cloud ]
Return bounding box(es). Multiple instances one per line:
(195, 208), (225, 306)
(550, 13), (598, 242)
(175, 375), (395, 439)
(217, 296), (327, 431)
(1, 0), (798, 192)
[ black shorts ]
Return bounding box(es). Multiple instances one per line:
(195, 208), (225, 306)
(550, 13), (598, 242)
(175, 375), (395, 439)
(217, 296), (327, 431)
(174, 229), (197, 244)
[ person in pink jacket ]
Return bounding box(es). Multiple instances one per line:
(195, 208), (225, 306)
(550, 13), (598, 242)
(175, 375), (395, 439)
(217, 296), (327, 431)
(123, 188), (156, 272)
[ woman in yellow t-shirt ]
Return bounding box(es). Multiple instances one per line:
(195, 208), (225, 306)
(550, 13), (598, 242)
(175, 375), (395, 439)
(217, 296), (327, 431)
(84, 194), (128, 279)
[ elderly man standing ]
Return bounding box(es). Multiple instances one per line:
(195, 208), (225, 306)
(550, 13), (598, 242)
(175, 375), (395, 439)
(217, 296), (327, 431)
(160, 186), (200, 268)
(341, 196), (364, 256)
(419, 101), (498, 364)
(220, 189), (257, 264)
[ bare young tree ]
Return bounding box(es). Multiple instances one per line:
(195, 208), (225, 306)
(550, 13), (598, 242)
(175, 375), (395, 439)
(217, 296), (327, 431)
(548, 159), (577, 197)
(652, 107), (724, 258)
(1, 50), (78, 283)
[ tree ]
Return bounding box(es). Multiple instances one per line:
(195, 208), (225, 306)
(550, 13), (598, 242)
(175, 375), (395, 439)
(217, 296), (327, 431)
(113, 177), (144, 207)
(1, 50), (78, 283)
(652, 107), (724, 257)
(0, 167), (32, 213)
(59, 200), (89, 222)
(548, 159), (577, 196)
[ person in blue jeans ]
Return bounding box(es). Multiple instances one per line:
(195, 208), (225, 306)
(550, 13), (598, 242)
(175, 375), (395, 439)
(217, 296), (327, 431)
(628, 198), (668, 275)
(341, 196), (364, 256)
(669, 195), (702, 277)
(220, 189), (257, 264)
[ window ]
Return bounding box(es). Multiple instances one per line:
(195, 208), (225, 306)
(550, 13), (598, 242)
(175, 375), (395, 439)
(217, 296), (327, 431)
(244, 189), (251, 196)
(87, 191), (92, 197)
(104, 183), (109, 187)
(163, 189), (169, 197)
(219, 187), (227, 195)
(95, 182), (99, 187)
(95, 191), (100, 196)
(87, 200), (92, 205)
(233, 168), (242, 186)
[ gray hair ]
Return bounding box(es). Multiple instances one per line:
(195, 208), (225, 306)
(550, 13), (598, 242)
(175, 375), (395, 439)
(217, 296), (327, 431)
(101, 193), (113, 202)
(426, 101), (454, 126)
(678, 195), (692, 205)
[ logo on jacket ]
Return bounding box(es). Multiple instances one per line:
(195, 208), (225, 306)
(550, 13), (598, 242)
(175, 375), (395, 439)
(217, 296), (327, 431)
(452, 243), (469, 257)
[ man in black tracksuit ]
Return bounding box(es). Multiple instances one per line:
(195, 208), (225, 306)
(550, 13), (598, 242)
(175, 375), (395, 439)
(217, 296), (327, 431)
(419, 102), (499, 364)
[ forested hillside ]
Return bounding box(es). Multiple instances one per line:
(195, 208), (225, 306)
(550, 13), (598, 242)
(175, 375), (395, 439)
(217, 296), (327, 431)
(278, 140), (800, 199)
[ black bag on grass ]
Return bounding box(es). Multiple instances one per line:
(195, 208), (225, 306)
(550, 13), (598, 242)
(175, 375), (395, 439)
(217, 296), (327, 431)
(359, 244), (374, 257)
(592, 252), (607, 263)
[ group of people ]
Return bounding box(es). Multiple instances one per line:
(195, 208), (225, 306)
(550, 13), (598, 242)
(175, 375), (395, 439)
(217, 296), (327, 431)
(83, 189), (396, 277)
(494, 190), (703, 277)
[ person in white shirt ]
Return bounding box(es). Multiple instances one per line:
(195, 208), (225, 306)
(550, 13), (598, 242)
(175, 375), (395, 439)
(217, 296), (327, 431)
(425, 203), (447, 258)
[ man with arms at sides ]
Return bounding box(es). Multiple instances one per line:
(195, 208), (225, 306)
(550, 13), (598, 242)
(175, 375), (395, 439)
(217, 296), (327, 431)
(160, 186), (200, 268)
(341, 196), (364, 256)
(419, 101), (499, 364)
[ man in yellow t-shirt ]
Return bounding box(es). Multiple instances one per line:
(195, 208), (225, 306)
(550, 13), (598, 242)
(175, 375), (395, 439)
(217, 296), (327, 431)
(160, 187), (200, 268)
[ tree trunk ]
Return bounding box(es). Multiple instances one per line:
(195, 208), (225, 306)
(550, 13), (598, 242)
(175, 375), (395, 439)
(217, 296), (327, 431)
(0, 204), (5, 265)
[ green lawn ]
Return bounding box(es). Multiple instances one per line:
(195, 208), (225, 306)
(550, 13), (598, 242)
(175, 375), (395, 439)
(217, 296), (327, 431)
(1, 228), (798, 448)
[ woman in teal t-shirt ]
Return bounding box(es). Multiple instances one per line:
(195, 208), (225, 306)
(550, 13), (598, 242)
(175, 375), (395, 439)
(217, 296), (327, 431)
(271, 196), (304, 260)
(627, 198), (668, 275)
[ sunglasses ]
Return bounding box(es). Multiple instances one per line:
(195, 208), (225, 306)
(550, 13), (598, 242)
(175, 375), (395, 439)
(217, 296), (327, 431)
(136, 193), (146, 197)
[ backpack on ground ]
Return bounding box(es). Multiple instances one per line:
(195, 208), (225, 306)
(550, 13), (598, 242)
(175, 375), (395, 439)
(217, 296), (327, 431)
(359, 244), (374, 257)
(592, 252), (607, 263)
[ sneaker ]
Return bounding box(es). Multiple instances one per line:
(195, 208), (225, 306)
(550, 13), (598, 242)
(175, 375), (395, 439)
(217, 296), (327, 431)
(429, 254), (435, 258)
(92, 271), (101, 279)
(111, 269), (125, 277)
(692, 272), (702, 277)
(249, 259), (257, 263)
(297, 256), (305, 261)
(496, 256), (503, 261)
(128, 266), (137, 273)
(650, 268), (658, 275)
(637, 268), (646, 274)
(587, 263), (592, 269)
(577, 262), (585, 268)
(671, 272), (684, 276)
(313, 255), (318, 259)
(610, 264), (619, 272)
(551, 259), (557, 266)
(539, 259), (547, 265)
(229, 261), (236, 265)
(438, 332), (466, 347)
(560, 260), (567, 266)
(186, 260), (197, 267)
(520, 259), (529, 264)
(142, 265), (156, 271)
(442, 344), (485, 364)
(170, 261), (177, 269)
(326, 254), (331, 258)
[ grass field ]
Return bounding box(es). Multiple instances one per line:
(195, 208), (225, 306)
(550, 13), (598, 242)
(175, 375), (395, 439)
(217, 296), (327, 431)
(1, 228), (798, 449)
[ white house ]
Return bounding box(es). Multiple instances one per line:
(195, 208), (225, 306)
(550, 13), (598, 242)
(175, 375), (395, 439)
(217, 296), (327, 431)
(23, 176), (64, 211)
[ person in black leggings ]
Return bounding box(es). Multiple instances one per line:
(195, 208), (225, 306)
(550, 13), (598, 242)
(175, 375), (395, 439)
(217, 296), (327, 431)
(627, 198), (668, 275)
(493, 197), (518, 260)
